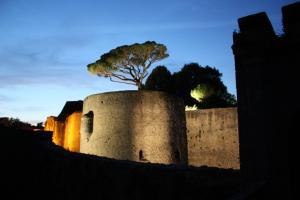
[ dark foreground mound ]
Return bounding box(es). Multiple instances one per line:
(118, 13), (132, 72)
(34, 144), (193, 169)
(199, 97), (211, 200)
(0, 126), (241, 199)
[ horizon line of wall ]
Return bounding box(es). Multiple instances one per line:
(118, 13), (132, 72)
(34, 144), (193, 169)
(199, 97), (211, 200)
(45, 106), (239, 169)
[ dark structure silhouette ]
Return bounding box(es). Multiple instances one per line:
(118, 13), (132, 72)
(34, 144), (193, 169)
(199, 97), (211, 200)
(232, 2), (299, 198)
(57, 100), (83, 121)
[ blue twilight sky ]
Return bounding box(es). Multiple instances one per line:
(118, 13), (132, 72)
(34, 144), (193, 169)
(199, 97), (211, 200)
(0, 0), (298, 124)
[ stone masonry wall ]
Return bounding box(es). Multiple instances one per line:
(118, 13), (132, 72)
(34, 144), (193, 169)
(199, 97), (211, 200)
(63, 112), (82, 152)
(52, 120), (65, 147)
(80, 91), (188, 165)
(44, 116), (56, 131)
(186, 108), (239, 169)
(45, 96), (239, 168)
(44, 112), (81, 152)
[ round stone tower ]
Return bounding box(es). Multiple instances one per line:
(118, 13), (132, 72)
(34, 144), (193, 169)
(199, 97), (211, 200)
(80, 90), (187, 165)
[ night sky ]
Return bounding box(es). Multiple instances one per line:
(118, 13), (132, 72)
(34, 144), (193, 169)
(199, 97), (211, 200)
(0, 0), (297, 124)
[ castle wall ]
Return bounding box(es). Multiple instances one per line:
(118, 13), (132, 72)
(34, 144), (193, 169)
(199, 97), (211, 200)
(80, 91), (187, 165)
(45, 96), (240, 168)
(186, 108), (239, 169)
(44, 113), (82, 152)
(63, 112), (82, 152)
(44, 116), (56, 131)
(52, 120), (65, 147)
(232, 3), (299, 197)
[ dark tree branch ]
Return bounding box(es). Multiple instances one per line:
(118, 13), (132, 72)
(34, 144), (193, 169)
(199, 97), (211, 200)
(109, 77), (137, 85)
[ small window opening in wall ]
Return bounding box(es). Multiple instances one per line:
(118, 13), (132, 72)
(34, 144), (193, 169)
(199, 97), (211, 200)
(175, 149), (181, 163)
(82, 111), (94, 142)
(139, 150), (144, 161)
(86, 111), (94, 134)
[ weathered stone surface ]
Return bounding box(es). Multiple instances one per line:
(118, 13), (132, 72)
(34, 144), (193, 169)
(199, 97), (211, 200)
(80, 90), (188, 165)
(52, 120), (65, 146)
(186, 108), (239, 169)
(64, 111), (82, 152)
(44, 102), (83, 152)
(44, 116), (56, 131)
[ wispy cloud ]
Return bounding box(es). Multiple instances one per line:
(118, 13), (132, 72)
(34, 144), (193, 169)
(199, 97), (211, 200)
(0, 33), (96, 88)
(1, 34), (92, 67)
(84, 21), (234, 35)
(0, 68), (91, 89)
(0, 94), (14, 102)
(0, 18), (233, 88)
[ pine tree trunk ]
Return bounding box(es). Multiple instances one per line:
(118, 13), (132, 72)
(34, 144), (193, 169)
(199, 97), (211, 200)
(137, 82), (142, 90)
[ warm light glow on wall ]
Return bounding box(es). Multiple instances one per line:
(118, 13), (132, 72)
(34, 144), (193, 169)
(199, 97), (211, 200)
(44, 112), (82, 152)
(44, 116), (56, 132)
(64, 112), (81, 152)
(52, 121), (65, 146)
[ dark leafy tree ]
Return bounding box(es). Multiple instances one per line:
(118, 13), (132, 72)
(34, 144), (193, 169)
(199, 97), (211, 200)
(7, 118), (31, 129)
(87, 41), (169, 90)
(145, 63), (237, 108)
(9, 117), (21, 128)
(37, 122), (44, 128)
(144, 66), (173, 92)
(197, 93), (237, 109)
(172, 63), (206, 106)
(175, 63), (236, 108)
